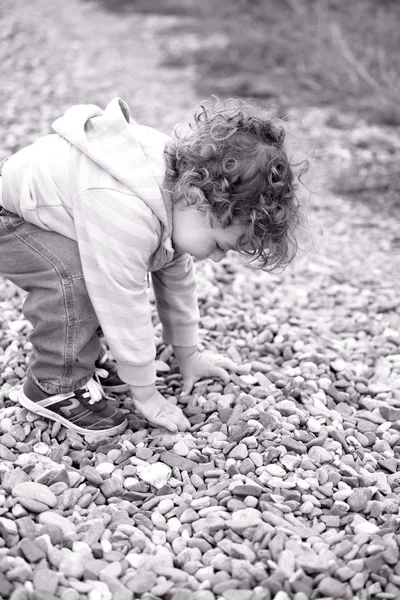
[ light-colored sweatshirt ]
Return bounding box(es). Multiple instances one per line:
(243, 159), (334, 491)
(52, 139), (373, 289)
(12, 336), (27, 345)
(0, 98), (199, 386)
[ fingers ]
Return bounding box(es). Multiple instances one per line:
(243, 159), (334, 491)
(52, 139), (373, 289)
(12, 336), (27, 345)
(149, 405), (190, 433)
(152, 416), (178, 433)
(205, 353), (237, 371)
(207, 366), (230, 384)
(181, 377), (196, 397)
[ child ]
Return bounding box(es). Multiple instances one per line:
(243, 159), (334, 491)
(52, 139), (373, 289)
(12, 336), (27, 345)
(0, 97), (303, 437)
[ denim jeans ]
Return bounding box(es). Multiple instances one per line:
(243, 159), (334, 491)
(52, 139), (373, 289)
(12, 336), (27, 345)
(0, 205), (101, 394)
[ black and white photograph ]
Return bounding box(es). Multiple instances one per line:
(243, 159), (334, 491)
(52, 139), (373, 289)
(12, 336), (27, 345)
(0, 1), (399, 599)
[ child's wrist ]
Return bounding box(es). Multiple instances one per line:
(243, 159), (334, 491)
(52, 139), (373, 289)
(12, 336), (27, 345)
(129, 383), (156, 402)
(173, 345), (198, 359)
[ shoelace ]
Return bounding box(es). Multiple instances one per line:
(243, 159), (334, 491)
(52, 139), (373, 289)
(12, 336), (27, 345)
(81, 377), (105, 405)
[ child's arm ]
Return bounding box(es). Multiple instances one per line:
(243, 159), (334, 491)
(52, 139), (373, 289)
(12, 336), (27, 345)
(152, 258), (229, 394)
(151, 251), (200, 350)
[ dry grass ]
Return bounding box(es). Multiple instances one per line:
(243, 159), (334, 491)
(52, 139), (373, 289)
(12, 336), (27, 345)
(144, 0), (400, 125)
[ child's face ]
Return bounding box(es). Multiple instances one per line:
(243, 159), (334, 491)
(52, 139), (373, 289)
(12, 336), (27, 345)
(172, 202), (244, 262)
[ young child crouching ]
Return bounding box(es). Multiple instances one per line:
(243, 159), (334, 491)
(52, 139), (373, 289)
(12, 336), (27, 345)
(0, 97), (304, 437)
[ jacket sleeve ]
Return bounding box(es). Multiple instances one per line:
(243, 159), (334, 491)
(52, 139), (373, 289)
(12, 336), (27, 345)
(73, 188), (160, 386)
(151, 251), (200, 348)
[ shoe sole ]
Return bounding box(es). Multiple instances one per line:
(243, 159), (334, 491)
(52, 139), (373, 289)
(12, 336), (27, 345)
(18, 389), (127, 439)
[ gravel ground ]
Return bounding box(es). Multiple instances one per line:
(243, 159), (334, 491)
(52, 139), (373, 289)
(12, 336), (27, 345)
(1, 1), (400, 600)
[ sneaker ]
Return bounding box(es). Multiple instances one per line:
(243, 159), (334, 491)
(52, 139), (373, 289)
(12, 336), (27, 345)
(18, 377), (127, 437)
(95, 352), (129, 393)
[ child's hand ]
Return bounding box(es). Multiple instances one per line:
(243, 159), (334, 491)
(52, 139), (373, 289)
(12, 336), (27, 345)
(130, 384), (190, 432)
(174, 348), (230, 396)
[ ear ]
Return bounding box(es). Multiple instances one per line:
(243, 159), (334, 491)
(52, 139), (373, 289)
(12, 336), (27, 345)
(186, 186), (207, 206)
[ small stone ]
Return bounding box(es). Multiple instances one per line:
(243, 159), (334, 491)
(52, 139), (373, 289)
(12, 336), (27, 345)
(192, 592), (215, 600)
(136, 462), (172, 489)
(317, 576), (347, 598)
(33, 568), (59, 594)
(59, 553), (86, 578)
(276, 400), (297, 416)
(135, 447), (153, 460)
(100, 476), (123, 498)
(0, 572), (13, 598)
(180, 508), (199, 523)
(161, 451), (197, 472)
(0, 433), (17, 448)
(353, 521), (380, 535)
(0, 444), (17, 461)
(330, 359), (347, 372)
(229, 443), (248, 460)
(226, 507), (262, 532)
(19, 538), (46, 562)
(9, 424), (26, 441)
(125, 570), (157, 593)
(155, 360), (170, 373)
(38, 511), (76, 535)
(84, 558), (108, 579)
(81, 465), (104, 485)
(100, 573), (133, 600)
(265, 464), (286, 477)
(61, 590), (79, 600)
(157, 498), (175, 514)
(1, 468), (31, 493)
(347, 490), (369, 512)
(231, 484), (262, 498)
(0, 417), (13, 433)
(33, 442), (50, 455)
(96, 462), (115, 476)
(281, 437), (307, 454)
(12, 481), (57, 508)
(222, 591), (252, 600)
(173, 441), (190, 457)
(239, 375), (258, 386)
(308, 446), (333, 464)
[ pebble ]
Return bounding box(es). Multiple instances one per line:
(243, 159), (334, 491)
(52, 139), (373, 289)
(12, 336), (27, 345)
(32, 567), (59, 594)
(38, 511), (76, 534)
(12, 481), (57, 508)
(173, 441), (190, 457)
(157, 499), (175, 514)
(228, 444), (248, 460)
(136, 462), (172, 489)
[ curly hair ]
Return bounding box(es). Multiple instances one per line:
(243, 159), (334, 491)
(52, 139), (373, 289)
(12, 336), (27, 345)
(163, 97), (308, 272)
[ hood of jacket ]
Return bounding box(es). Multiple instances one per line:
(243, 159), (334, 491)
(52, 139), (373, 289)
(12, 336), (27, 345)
(52, 97), (173, 238)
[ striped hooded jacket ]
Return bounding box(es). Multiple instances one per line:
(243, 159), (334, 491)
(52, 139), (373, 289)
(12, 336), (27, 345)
(0, 98), (200, 386)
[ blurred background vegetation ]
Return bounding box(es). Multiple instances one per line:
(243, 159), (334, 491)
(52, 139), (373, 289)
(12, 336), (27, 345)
(87, 0), (400, 126)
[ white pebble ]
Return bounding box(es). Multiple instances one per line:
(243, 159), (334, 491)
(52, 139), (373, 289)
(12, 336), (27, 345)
(152, 529), (167, 545)
(265, 464), (286, 477)
(123, 477), (139, 490)
(354, 521), (380, 535)
(0, 418), (13, 433)
(101, 539), (112, 553)
(300, 501), (315, 515)
(151, 512), (166, 528)
(155, 499), (174, 515)
(249, 452), (263, 468)
(33, 443), (50, 456)
(173, 442), (189, 457)
(167, 517), (182, 532)
(95, 463), (115, 476)
(243, 496), (258, 508)
(307, 417), (322, 433)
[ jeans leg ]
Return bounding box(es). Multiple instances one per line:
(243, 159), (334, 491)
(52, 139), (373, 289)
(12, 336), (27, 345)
(0, 210), (101, 394)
